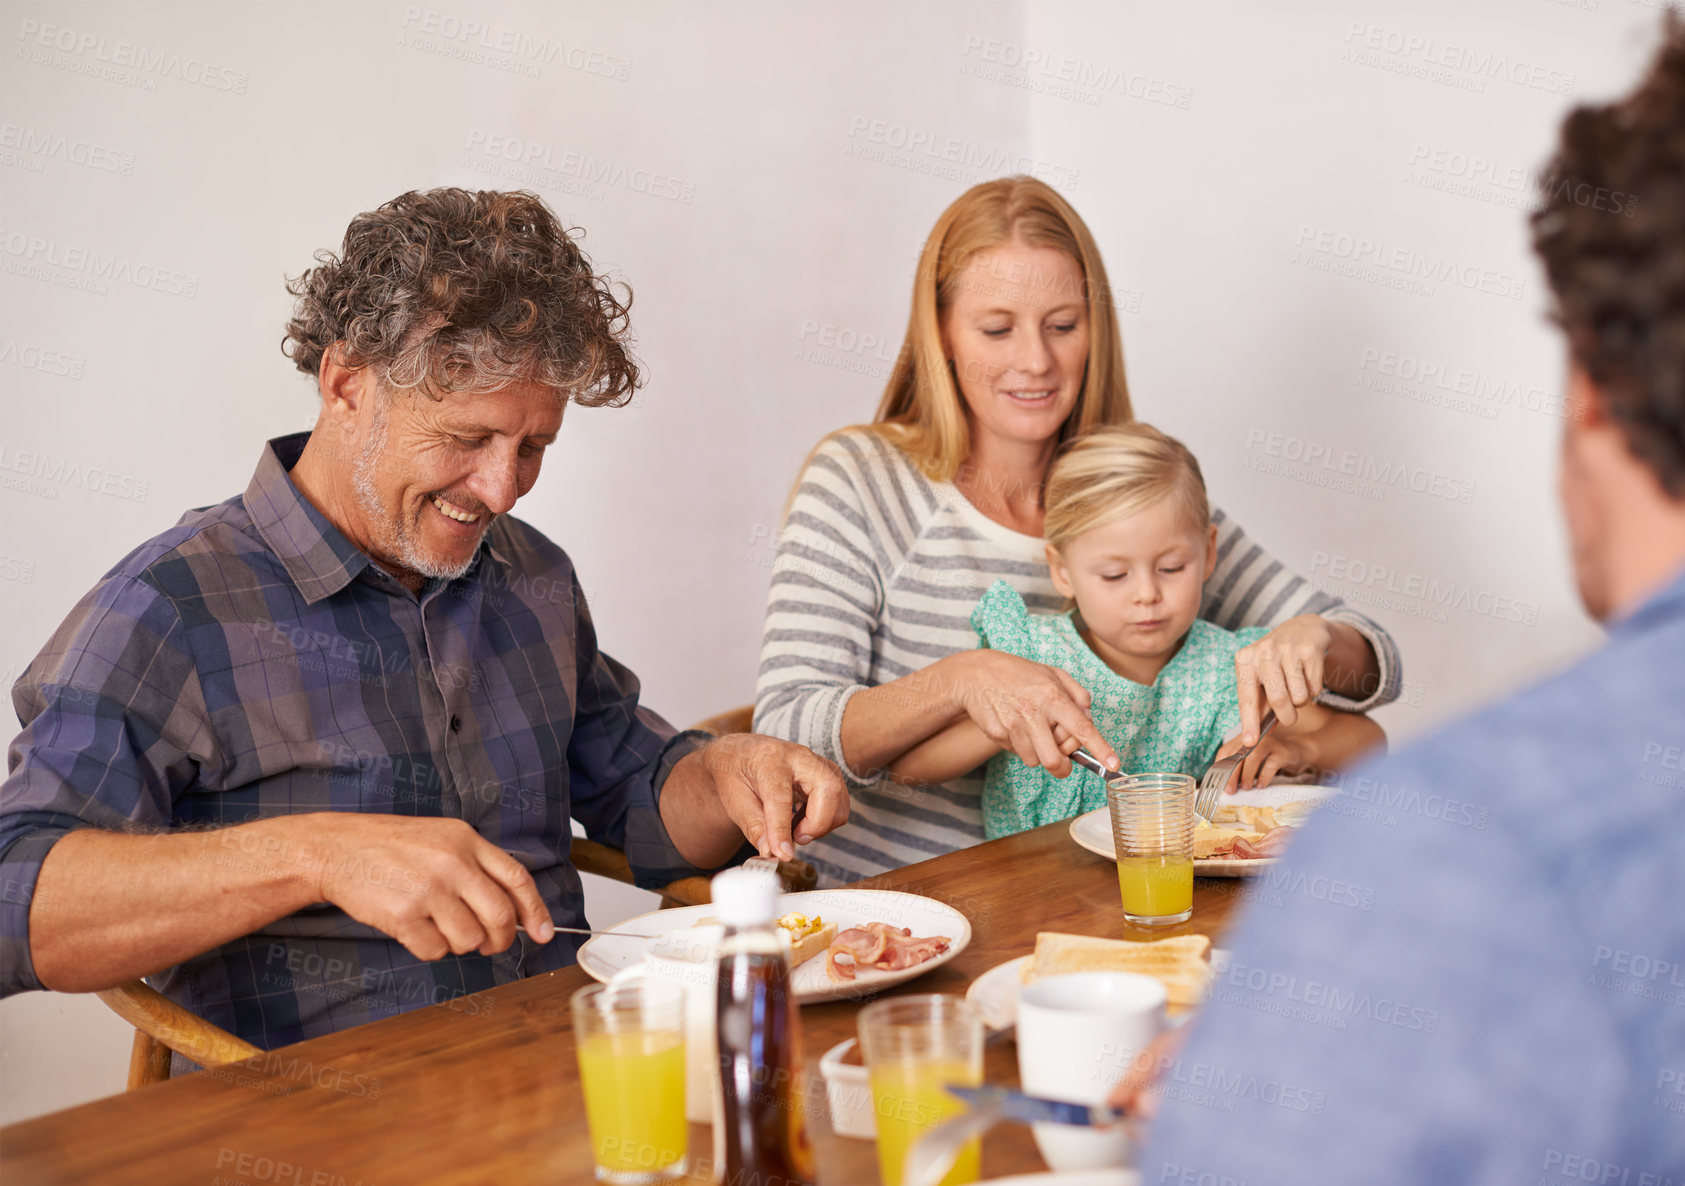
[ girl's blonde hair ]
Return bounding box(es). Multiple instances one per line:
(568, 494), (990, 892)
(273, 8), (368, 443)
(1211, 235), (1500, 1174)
(1044, 424), (1209, 553)
(870, 176), (1132, 482)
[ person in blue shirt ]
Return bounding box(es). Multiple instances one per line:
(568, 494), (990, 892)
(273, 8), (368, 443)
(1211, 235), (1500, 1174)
(1128, 19), (1685, 1184)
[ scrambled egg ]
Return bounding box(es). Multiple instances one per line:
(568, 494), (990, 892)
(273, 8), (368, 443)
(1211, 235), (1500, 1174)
(776, 911), (825, 939)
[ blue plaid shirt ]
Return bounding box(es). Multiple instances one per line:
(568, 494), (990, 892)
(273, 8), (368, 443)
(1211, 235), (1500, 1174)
(0, 432), (711, 1053)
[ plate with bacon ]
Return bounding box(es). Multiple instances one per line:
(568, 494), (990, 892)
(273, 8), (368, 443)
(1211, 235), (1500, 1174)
(576, 888), (971, 1003)
(1067, 784), (1337, 876)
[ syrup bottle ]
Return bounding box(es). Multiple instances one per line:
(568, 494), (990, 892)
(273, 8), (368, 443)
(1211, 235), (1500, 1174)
(712, 867), (817, 1186)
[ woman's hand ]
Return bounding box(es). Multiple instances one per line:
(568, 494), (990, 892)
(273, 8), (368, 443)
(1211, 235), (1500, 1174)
(1234, 614), (1332, 744)
(943, 650), (1118, 778)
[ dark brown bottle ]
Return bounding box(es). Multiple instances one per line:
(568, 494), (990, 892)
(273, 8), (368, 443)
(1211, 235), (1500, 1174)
(712, 868), (816, 1186)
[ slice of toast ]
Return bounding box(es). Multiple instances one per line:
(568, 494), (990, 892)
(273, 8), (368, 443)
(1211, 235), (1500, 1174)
(787, 921), (838, 968)
(1021, 932), (1212, 1008)
(693, 914), (837, 968)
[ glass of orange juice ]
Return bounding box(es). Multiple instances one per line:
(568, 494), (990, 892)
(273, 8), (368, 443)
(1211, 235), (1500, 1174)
(1107, 773), (1195, 925)
(857, 994), (984, 1186)
(572, 980), (688, 1183)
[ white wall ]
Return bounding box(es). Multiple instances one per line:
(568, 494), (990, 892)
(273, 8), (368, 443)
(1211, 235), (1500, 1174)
(1021, 0), (1652, 716)
(0, 0), (1657, 1124)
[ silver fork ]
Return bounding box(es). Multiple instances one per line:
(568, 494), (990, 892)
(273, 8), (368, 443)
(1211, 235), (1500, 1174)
(1194, 709), (1277, 821)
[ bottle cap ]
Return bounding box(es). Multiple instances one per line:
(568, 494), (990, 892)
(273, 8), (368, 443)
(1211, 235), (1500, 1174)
(709, 867), (781, 926)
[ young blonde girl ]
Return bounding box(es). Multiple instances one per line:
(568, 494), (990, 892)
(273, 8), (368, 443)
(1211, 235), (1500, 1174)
(890, 424), (1386, 838)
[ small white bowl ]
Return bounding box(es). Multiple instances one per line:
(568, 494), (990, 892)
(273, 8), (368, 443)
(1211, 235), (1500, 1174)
(818, 1038), (875, 1139)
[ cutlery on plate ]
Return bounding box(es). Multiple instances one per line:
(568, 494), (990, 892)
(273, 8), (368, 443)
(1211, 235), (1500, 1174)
(1194, 708), (1277, 820)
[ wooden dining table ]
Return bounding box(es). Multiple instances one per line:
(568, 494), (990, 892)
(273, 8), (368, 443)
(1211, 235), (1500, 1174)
(1, 820), (1254, 1184)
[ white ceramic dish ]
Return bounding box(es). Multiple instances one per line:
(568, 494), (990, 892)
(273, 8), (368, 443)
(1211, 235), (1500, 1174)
(968, 954), (1033, 1030)
(966, 950), (1232, 1032)
(576, 888), (971, 1003)
(818, 1038), (875, 1139)
(1067, 783), (1336, 876)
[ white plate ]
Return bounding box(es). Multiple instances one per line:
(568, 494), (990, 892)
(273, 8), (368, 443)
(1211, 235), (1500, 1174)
(576, 889), (971, 1003)
(966, 951), (1231, 1032)
(982, 1170), (1140, 1184)
(967, 954), (1032, 1030)
(1067, 784), (1337, 877)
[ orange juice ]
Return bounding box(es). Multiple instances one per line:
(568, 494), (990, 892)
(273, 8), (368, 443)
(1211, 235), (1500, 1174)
(1117, 854), (1194, 919)
(577, 1030), (687, 1176)
(870, 1058), (980, 1186)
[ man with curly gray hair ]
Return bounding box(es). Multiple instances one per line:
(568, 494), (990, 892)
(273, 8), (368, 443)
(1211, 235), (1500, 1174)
(280, 187), (643, 585)
(0, 189), (847, 1058)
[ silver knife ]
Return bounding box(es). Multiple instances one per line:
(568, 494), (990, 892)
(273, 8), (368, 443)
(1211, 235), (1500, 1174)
(1069, 748), (1127, 786)
(943, 1083), (1129, 1128)
(904, 1085), (1133, 1186)
(514, 922), (648, 939)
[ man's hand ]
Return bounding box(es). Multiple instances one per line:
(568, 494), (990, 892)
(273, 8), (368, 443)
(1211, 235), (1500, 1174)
(1106, 1023), (1190, 1118)
(661, 735), (848, 867)
(699, 734), (849, 862)
(950, 650), (1118, 778)
(1234, 614), (1333, 743)
(27, 812), (556, 993)
(311, 815), (555, 961)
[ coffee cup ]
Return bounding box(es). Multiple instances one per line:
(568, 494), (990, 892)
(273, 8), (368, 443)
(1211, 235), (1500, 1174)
(1016, 971), (1166, 1171)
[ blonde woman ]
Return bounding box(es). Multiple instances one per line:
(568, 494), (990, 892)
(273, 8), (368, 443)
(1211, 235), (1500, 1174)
(754, 176), (1401, 885)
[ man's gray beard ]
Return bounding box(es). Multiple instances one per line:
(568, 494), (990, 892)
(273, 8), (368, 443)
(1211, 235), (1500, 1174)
(350, 401), (484, 583)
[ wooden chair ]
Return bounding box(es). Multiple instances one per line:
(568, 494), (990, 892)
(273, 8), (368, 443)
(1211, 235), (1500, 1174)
(692, 704), (754, 737)
(101, 702), (812, 1090)
(96, 980), (262, 1091)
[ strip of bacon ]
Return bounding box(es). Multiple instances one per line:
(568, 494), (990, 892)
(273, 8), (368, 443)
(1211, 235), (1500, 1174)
(877, 933), (950, 971)
(1218, 826), (1295, 860)
(825, 924), (891, 981)
(825, 922), (951, 981)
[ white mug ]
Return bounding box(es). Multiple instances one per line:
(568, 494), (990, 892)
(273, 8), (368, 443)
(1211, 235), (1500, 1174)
(1016, 971), (1167, 1172)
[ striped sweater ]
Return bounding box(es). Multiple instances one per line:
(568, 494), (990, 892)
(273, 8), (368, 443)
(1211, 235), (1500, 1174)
(754, 427), (1402, 886)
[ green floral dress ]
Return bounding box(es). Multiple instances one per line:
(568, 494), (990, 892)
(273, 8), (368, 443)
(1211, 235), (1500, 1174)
(971, 580), (1268, 839)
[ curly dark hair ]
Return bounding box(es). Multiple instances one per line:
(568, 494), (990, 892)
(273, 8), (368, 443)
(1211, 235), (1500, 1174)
(282, 188), (639, 406)
(1531, 15), (1685, 498)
